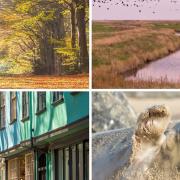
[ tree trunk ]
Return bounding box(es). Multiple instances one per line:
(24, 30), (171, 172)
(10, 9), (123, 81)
(37, 5), (65, 75)
(71, 2), (76, 48)
(52, 7), (65, 75)
(75, 0), (89, 73)
(38, 25), (55, 75)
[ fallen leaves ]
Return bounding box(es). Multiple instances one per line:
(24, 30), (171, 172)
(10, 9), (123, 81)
(0, 74), (89, 89)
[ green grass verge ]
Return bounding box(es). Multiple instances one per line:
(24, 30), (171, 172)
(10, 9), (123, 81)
(152, 23), (180, 31)
(93, 23), (115, 33)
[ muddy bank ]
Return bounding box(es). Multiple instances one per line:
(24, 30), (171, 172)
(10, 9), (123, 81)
(122, 46), (180, 79)
(125, 50), (180, 83)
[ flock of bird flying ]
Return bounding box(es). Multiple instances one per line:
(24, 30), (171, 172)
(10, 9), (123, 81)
(93, 0), (179, 14)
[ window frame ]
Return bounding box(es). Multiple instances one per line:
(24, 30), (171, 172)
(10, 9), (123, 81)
(51, 92), (64, 106)
(25, 153), (34, 180)
(22, 92), (30, 121)
(36, 92), (46, 115)
(10, 92), (17, 124)
(54, 141), (89, 180)
(8, 158), (18, 180)
(0, 92), (5, 129)
(8, 156), (26, 180)
(38, 153), (46, 180)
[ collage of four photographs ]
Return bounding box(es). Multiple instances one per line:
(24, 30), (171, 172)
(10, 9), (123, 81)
(0, 0), (89, 179)
(0, 0), (179, 179)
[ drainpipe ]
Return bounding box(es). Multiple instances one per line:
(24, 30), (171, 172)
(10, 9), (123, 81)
(29, 92), (34, 148)
(29, 92), (36, 180)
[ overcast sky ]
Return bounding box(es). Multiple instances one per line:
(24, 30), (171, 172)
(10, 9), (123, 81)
(93, 0), (180, 20)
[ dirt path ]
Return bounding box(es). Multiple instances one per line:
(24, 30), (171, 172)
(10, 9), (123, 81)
(0, 75), (89, 89)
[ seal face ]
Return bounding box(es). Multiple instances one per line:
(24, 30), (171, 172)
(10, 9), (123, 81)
(135, 105), (170, 140)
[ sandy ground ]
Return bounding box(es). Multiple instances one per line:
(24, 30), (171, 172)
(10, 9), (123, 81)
(0, 75), (89, 89)
(127, 97), (180, 120)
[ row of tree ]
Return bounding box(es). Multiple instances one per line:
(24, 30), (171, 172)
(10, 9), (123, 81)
(0, 0), (89, 75)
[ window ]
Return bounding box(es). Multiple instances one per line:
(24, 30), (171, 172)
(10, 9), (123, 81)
(10, 92), (17, 123)
(84, 142), (89, 180)
(78, 144), (84, 180)
(55, 150), (64, 180)
(55, 141), (89, 180)
(72, 146), (76, 180)
(38, 153), (46, 180)
(52, 92), (63, 103)
(25, 153), (34, 180)
(0, 92), (5, 128)
(8, 156), (26, 180)
(8, 158), (18, 180)
(8, 155), (33, 180)
(19, 157), (25, 180)
(64, 148), (69, 180)
(22, 92), (29, 119)
(37, 92), (46, 112)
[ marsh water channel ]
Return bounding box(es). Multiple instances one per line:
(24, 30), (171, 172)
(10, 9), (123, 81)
(126, 50), (180, 83)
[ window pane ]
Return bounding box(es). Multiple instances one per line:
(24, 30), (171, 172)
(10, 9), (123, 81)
(78, 144), (84, 180)
(53, 92), (63, 102)
(10, 92), (17, 122)
(54, 143), (87, 180)
(64, 148), (69, 180)
(22, 92), (29, 118)
(37, 92), (46, 111)
(0, 92), (5, 128)
(19, 157), (25, 179)
(55, 150), (64, 180)
(25, 153), (34, 180)
(26, 93), (29, 116)
(38, 153), (46, 180)
(8, 156), (26, 180)
(72, 146), (76, 180)
(85, 142), (89, 180)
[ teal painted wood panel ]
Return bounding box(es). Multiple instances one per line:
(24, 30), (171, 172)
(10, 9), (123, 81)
(65, 92), (89, 124)
(32, 92), (89, 137)
(0, 92), (21, 151)
(32, 92), (68, 137)
(0, 92), (89, 152)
